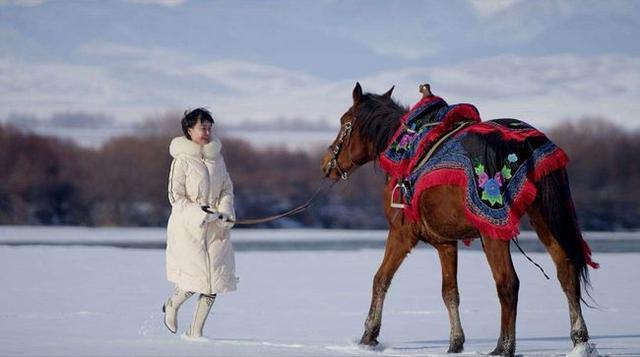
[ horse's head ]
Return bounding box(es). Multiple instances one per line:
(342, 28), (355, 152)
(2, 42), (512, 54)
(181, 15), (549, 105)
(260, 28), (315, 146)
(322, 82), (404, 180)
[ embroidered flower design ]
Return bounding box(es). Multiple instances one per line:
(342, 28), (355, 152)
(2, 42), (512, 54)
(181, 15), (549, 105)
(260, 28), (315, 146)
(393, 132), (416, 153)
(479, 173), (504, 206)
(501, 153), (518, 180)
(501, 164), (512, 180)
(484, 178), (501, 196)
(477, 172), (489, 187)
(474, 153), (519, 207)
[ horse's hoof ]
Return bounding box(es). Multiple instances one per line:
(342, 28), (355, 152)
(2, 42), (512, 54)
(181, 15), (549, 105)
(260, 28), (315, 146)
(489, 348), (514, 357)
(359, 336), (379, 347)
(489, 336), (515, 357)
(446, 334), (465, 353)
(447, 341), (464, 353)
(447, 346), (463, 354)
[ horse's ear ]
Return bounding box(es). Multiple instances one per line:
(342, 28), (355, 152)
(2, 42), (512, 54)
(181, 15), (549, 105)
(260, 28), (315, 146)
(383, 85), (395, 99)
(353, 82), (363, 103)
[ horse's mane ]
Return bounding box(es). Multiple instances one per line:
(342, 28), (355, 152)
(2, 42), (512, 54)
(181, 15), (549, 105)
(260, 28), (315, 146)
(355, 93), (408, 156)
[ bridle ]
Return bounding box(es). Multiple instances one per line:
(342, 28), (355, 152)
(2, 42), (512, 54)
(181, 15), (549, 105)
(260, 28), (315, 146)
(326, 119), (359, 181)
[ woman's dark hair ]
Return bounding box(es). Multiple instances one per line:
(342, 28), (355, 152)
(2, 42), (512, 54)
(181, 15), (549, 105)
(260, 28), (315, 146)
(181, 108), (215, 139)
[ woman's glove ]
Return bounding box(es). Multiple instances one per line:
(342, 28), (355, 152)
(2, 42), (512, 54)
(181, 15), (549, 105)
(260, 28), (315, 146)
(201, 206), (235, 229)
(219, 213), (235, 230)
(204, 212), (224, 224)
(202, 206), (224, 224)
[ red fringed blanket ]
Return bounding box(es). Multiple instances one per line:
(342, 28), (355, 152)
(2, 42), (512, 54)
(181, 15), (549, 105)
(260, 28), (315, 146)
(379, 95), (597, 268)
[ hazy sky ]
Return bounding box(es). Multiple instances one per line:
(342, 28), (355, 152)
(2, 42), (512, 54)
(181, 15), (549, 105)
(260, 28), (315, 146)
(1, 0), (639, 130)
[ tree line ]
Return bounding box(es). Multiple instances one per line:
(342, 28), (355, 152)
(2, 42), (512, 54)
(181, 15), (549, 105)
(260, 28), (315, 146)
(0, 116), (637, 230)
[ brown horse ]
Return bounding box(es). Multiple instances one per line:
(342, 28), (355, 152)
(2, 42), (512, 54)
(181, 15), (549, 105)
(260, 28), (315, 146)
(321, 83), (594, 356)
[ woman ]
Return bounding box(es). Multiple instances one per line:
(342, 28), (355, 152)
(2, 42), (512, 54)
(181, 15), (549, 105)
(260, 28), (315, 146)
(162, 108), (238, 338)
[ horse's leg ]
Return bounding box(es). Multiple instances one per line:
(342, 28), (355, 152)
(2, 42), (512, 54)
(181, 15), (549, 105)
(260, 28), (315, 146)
(482, 237), (519, 357)
(435, 242), (465, 353)
(360, 228), (417, 346)
(528, 205), (589, 345)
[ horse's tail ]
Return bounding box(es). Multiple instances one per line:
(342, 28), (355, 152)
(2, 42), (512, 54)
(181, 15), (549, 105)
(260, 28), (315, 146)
(535, 167), (598, 303)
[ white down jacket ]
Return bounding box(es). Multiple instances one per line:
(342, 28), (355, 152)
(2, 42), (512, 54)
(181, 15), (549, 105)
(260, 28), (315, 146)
(165, 135), (238, 295)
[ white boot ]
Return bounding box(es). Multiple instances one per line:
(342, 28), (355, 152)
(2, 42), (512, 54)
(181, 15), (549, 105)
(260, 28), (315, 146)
(162, 287), (194, 334)
(186, 294), (216, 338)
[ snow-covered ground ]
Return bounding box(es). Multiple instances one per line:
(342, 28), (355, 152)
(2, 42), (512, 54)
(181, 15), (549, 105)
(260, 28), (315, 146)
(0, 229), (639, 356)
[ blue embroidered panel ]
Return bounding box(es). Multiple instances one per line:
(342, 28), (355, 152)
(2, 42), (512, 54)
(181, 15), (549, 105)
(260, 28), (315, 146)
(401, 119), (564, 226)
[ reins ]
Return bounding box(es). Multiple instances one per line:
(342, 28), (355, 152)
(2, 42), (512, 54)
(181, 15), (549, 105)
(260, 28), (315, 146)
(232, 119), (357, 226)
(232, 178), (336, 226)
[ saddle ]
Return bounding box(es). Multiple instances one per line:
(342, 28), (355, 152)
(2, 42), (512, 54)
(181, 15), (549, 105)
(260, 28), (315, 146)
(379, 87), (482, 201)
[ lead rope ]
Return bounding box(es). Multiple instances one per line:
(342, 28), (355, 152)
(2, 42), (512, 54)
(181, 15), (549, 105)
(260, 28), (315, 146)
(512, 237), (551, 280)
(479, 236), (550, 280)
(232, 178), (336, 226)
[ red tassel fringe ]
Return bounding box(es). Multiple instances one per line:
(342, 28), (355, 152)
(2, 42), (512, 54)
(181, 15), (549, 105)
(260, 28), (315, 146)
(582, 238), (600, 269)
(531, 148), (570, 182)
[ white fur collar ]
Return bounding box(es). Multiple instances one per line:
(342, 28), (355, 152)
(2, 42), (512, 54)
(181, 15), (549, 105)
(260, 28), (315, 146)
(169, 136), (221, 160)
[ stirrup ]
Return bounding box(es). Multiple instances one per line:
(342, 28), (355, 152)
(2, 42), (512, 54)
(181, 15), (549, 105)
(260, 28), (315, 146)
(390, 181), (408, 209)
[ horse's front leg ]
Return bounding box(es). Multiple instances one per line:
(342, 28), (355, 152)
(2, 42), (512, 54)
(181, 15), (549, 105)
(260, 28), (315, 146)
(360, 229), (417, 347)
(435, 242), (465, 353)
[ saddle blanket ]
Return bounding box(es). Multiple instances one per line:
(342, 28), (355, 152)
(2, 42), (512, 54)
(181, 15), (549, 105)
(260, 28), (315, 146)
(379, 95), (569, 239)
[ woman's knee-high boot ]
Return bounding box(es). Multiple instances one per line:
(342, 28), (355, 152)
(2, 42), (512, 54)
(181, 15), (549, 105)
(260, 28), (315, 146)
(187, 294), (216, 338)
(162, 287), (194, 333)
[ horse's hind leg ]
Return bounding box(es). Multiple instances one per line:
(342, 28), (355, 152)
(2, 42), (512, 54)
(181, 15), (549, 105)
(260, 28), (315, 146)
(528, 204), (589, 345)
(359, 228), (417, 347)
(435, 242), (465, 353)
(482, 237), (519, 357)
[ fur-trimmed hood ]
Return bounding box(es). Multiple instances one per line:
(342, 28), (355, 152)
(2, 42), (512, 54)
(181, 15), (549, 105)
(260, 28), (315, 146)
(169, 136), (222, 160)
